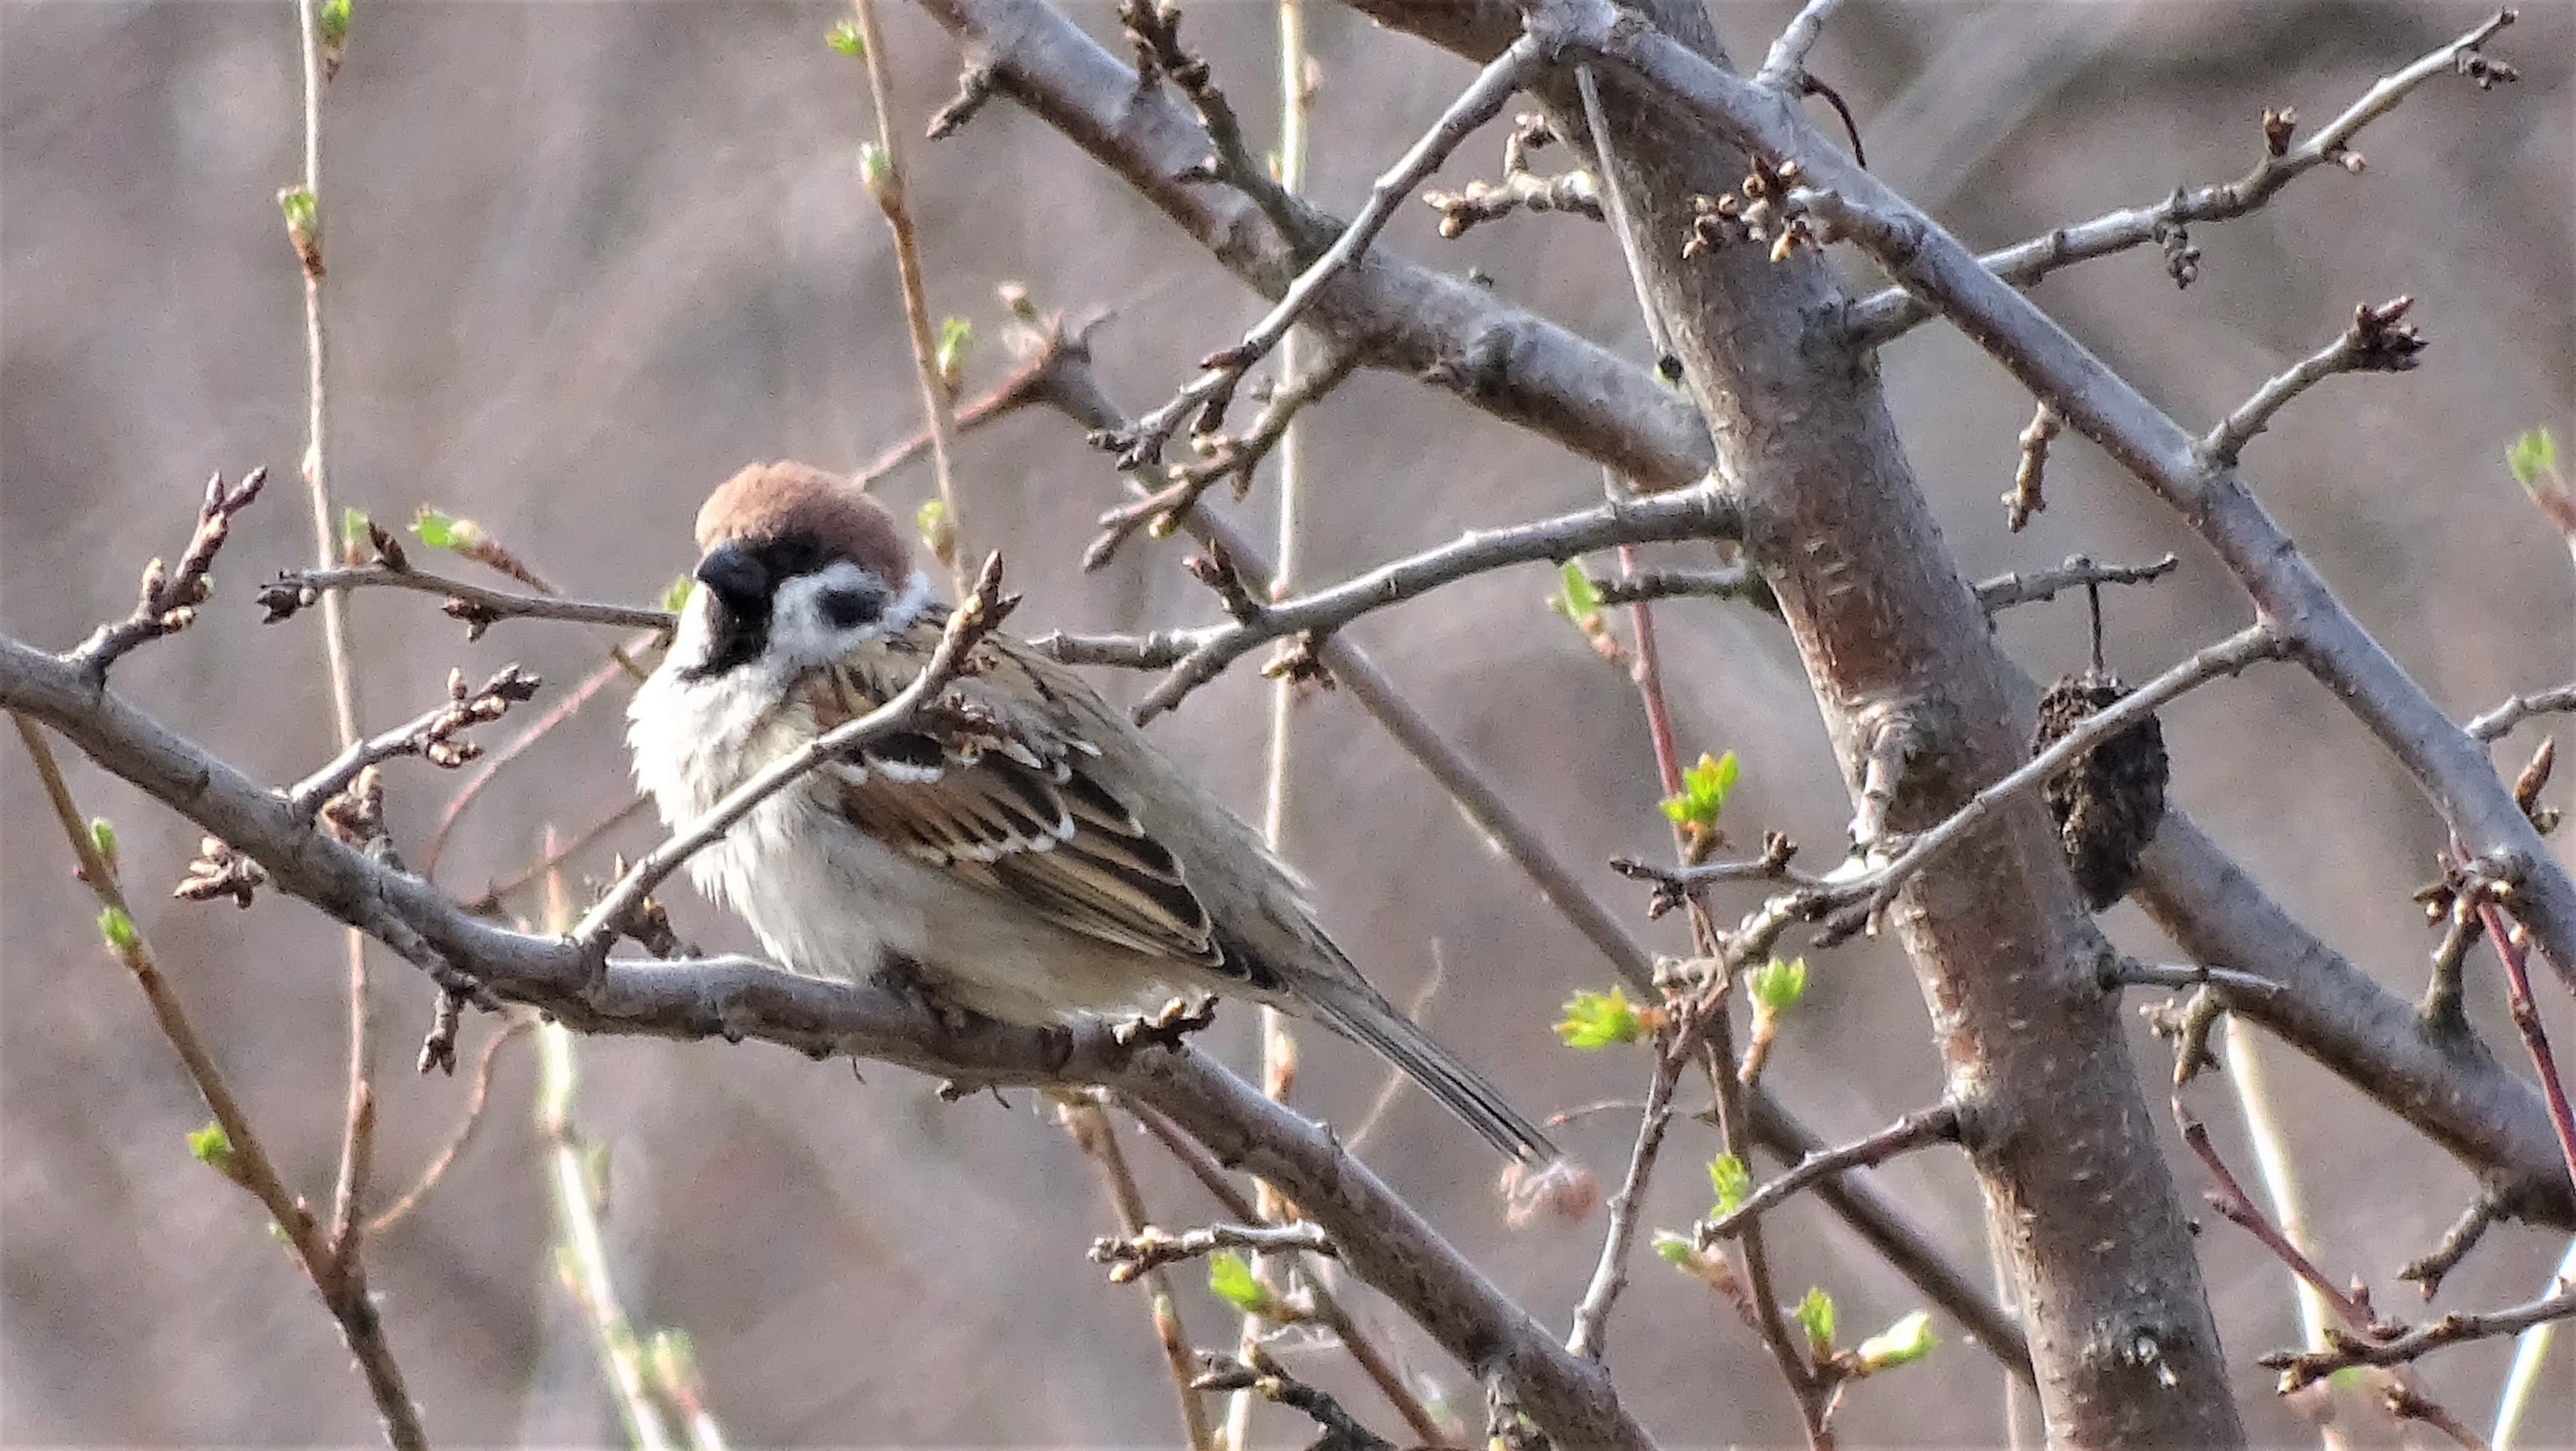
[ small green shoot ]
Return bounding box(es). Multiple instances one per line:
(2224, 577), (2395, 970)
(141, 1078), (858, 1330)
(826, 18), (864, 55)
(1793, 1286), (1835, 1354)
(186, 1120), (237, 1180)
(935, 317), (972, 397)
(1555, 986), (1644, 1049)
(1708, 1153), (1749, 1216)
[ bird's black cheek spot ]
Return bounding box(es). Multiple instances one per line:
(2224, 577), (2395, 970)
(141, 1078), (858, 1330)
(819, 585), (885, 630)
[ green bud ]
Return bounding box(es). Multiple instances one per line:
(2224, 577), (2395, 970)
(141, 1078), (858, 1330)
(1855, 1309), (1935, 1371)
(1207, 1251), (1270, 1316)
(826, 18), (864, 55)
(97, 905), (139, 956)
(857, 143), (891, 201)
(1749, 956), (1807, 1013)
(1658, 749), (1739, 829)
(2508, 427), (2559, 494)
(935, 317), (973, 395)
(660, 575), (694, 614)
(408, 506), (479, 552)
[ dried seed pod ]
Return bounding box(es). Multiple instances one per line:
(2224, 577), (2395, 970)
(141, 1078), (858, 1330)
(2032, 671), (2170, 910)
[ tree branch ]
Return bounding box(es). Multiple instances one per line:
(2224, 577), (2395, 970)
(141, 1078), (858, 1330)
(262, 563), (676, 638)
(1039, 484), (1741, 722)
(1842, 10), (2520, 344)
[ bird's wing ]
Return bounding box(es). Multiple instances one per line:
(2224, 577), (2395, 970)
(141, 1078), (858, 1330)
(800, 617), (1233, 975)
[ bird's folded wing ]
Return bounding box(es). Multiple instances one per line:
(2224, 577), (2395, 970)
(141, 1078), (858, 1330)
(801, 633), (1230, 975)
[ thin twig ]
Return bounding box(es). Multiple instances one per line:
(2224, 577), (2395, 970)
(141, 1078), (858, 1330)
(69, 469), (270, 679)
(11, 713), (425, 1450)
(1973, 553), (2179, 614)
(2266, 1285), (2576, 1390)
(2002, 403), (2058, 533)
(1699, 1105), (1961, 1244)
(1122, 1101), (1449, 1447)
(368, 1014), (537, 1235)
(539, 1020), (679, 1451)
(2479, 895), (2576, 1199)
(262, 563), (676, 637)
(1565, 1011), (1690, 1360)
(570, 555), (1014, 957)
(1756, 0), (1849, 91)
(424, 649), (643, 877)
(2104, 958), (2284, 998)
(1192, 1349), (1393, 1451)
(1092, 1220), (1335, 1282)
(1843, 10), (2520, 344)
(1105, 35), (1543, 470)
(852, 0), (969, 595)
(1064, 1097), (1216, 1451)
(2467, 683), (2576, 742)
(1768, 625), (2286, 941)
(462, 797), (656, 916)
(2401, 1191), (2502, 1300)
(1040, 484), (1740, 723)
(286, 663), (542, 814)
(2200, 297), (2425, 464)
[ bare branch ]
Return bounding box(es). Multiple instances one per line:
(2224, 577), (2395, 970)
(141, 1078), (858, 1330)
(1565, 1009), (1691, 1360)
(1974, 554), (2179, 614)
(2467, 683), (2576, 742)
(1755, 0), (1849, 91)
(1091, 1220), (1334, 1282)
(1699, 1104), (1959, 1245)
(1087, 484), (1739, 723)
(2105, 959), (2284, 999)
(287, 664), (543, 815)
(1843, 10), (2520, 344)
(1588, 564), (1759, 607)
(261, 563), (676, 639)
(1190, 1349), (1393, 1451)
(68, 469), (269, 679)
(1104, 36), (1543, 470)
(2265, 1286), (2576, 1393)
(2200, 297), (2426, 464)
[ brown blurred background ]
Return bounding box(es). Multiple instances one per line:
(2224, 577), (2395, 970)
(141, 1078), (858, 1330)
(2, 1), (2569, 1444)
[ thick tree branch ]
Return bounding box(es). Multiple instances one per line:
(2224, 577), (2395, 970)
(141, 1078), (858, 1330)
(0, 630), (1654, 1451)
(1548, 0), (2576, 1003)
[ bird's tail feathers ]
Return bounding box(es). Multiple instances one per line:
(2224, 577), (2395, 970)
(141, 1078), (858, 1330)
(1303, 981), (1558, 1165)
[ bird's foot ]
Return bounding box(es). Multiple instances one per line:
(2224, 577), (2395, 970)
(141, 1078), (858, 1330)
(874, 951), (976, 1035)
(1112, 995), (1219, 1053)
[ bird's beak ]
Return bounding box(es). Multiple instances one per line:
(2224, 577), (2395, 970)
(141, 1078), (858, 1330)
(693, 540), (768, 608)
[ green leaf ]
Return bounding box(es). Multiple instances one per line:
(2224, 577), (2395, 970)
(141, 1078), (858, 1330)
(1207, 1251), (1265, 1313)
(935, 317), (973, 387)
(408, 505), (478, 552)
(1554, 986), (1642, 1049)
(1707, 1152), (1750, 1215)
(1547, 560), (1601, 626)
(1793, 1286), (1835, 1351)
(1855, 1309), (1935, 1371)
(660, 575), (694, 614)
(1749, 956), (1807, 1013)
(319, 0), (350, 47)
(1653, 1231), (1693, 1266)
(97, 905), (139, 956)
(87, 817), (117, 872)
(187, 1119), (235, 1171)
(2508, 427), (2559, 493)
(1658, 750), (1740, 829)
(826, 17), (865, 55)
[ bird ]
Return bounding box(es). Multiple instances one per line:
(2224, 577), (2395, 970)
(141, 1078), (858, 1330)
(626, 461), (1558, 1163)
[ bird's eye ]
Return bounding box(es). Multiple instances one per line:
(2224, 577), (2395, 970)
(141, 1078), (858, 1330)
(819, 585), (883, 630)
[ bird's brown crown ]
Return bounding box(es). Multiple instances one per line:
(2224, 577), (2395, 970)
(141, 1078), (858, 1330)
(694, 461), (912, 582)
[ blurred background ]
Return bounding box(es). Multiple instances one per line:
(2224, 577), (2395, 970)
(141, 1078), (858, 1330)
(2, 0), (2569, 1444)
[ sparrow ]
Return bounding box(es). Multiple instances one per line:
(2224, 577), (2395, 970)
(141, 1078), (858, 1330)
(627, 461), (1557, 1163)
